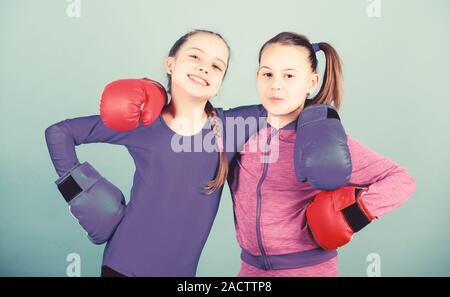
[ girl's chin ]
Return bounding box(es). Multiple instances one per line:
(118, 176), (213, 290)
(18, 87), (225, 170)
(262, 102), (291, 116)
(175, 84), (214, 101)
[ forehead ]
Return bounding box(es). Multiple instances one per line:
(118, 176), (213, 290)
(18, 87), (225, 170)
(260, 43), (310, 68)
(179, 33), (229, 61)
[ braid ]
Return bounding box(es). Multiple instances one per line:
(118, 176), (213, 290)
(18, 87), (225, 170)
(204, 101), (228, 195)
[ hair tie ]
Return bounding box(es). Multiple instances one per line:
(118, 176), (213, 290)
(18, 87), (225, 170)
(311, 43), (320, 53)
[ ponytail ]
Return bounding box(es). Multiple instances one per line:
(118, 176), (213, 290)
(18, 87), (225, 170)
(311, 42), (343, 111)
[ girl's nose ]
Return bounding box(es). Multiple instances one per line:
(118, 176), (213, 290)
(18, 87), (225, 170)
(270, 82), (282, 90)
(198, 65), (209, 74)
(270, 77), (282, 90)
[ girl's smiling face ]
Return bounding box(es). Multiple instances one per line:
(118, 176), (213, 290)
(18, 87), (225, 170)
(166, 32), (229, 101)
(257, 43), (319, 117)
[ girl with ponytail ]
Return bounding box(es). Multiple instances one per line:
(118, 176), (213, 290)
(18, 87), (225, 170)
(229, 32), (416, 276)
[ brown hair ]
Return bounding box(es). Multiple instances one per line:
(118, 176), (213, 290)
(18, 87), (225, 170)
(258, 32), (343, 111)
(166, 30), (230, 195)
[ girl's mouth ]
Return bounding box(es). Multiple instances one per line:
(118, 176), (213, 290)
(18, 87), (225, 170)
(188, 74), (209, 87)
(269, 96), (284, 102)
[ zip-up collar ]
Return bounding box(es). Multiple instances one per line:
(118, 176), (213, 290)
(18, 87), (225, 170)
(265, 117), (298, 131)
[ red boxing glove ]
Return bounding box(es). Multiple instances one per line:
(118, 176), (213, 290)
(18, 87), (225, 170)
(100, 78), (167, 131)
(306, 186), (376, 250)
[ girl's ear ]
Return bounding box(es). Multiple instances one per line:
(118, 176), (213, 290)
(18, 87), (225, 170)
(307, 73), (320, 95)
(166, 57), (175, 74)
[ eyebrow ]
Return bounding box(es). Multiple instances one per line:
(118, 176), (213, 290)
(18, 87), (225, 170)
(186, 47), (227, 68)
(259, 66), (298, 72)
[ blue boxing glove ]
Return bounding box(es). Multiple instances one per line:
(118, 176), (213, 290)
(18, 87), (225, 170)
(55, 162), (126, 244)
(294, 104), (352, 190)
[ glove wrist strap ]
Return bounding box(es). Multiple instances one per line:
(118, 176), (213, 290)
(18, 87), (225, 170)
(342, 187), (373, 232)
(57, 175), (82, 203)
(55, 162), (101, 203)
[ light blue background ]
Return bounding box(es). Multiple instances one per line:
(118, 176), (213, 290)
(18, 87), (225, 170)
(1, 0), (449, 276)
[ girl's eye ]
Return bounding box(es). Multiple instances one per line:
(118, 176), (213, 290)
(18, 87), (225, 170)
(189, 55), (199, 60)
(285, 74), (295, 78)
(213, 65), (223, 72)
(263, 73), (272, 77)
